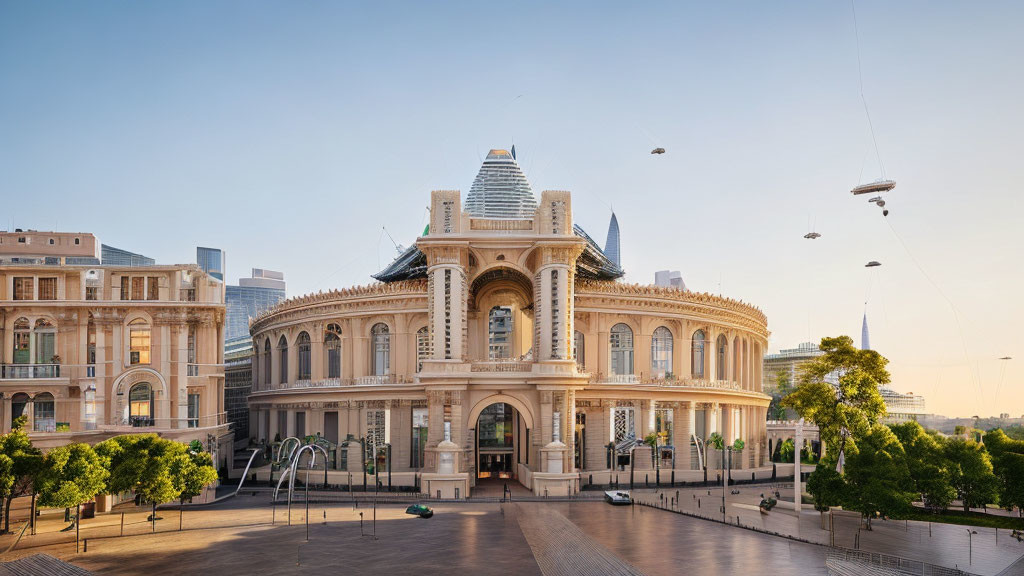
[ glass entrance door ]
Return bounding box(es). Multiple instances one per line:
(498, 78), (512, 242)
(478, 451), (513, 479)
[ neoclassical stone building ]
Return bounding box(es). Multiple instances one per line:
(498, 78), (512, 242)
(0, 233), (229, 463)
(248, 150), (771, 496)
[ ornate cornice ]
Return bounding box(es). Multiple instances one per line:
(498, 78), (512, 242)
(250, 279), (428, 333)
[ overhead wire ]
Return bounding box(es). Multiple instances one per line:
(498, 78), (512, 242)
(850, 0), (886, 181)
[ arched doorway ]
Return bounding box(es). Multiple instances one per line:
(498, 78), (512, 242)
(475, 402), (521, 482)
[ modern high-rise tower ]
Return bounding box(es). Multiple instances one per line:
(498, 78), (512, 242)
(225, 268), (286, 342)
(464, 149), (537, 219)
(605, 212), (621, 267)
(197, 246), (225, 281)
(861, 312), (870, 351)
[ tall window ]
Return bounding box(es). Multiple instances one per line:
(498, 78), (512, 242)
(574, 331), (585, 371)
(83, 388), (96, 430)
(609, 323), (633, 376)
(325, 324), (342, 379)
(34, 319), (56, 364)
(87, 315), (96, 366)
(371, 323), (390, 376)
(33, 393), (55, 432)
(691, 329), (706, 378)
(263, 339), (272, 386)
(187, 392), (200, 428)
(488, 306), (513, 360)
(416, 326), (429, 372)
(613, 407), (635, 443)
(651, 326), (673, 379)
(147, 277), (159, 300)
(655, 408), (674, 443)
(366, 409), (388, 450)
(131, 277), (145, 301)
(297, 332), (312, 380)
(716, 334), (728, 380)
(278, 335), (288, 384)
(129, 383), (154, 426)
(13, 277), (33, 301)
(11, 393), (29, 428)
(411, 407), (428, 468)
(13, 318), (30, 364)
(37, 278), (56, 300)
(187, 325), (197, 364)
(129, 319), (151, 365)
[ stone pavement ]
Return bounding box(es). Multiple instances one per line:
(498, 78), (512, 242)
(515, 503), (643, 576)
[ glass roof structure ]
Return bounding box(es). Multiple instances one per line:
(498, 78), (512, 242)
(464, 149), (537, 219)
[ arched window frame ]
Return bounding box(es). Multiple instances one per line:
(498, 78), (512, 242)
(487, 306), (513, 360)
(370, 323), (390, 376)
(651, 326), (673, 379)
(33, 392), (55, 432)
(325, 324), (342, 379)
(12, 318), (30, 365)
(33, 319), (56, 365)
(609, 323), (634, 376)
(129, 382), (154, 427)
(278, 335), (289, 384)
(691, 329), (706, 379)
(716, 334), (728, 380)
(263, 338), (272, 386)
(297, 331), (312, 380)
(415, 326), (429, 373)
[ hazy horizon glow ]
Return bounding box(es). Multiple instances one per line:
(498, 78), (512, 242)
(2, 1), (1021, 419)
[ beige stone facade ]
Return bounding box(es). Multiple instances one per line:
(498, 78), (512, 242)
(0, 259), (230, 463)
(248, 188), (772, 495)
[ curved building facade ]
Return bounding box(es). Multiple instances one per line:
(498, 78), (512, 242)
(248, 154), (770, 496)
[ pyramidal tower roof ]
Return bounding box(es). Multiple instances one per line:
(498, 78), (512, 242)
(861, 312), (871, 351)
(605, 212), (621, 267)
(465, 149), (537, 219)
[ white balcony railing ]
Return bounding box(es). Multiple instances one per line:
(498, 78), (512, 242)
(1, 364), (61, 379)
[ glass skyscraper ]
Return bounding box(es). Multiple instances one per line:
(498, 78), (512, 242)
(225, 268), (286, 342)
(101, 244), (155, 266)
(197, 246), (225, 281)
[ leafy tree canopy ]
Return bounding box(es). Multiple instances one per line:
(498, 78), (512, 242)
(842, 424), (916, 528)
(807, 465), (845, 512)
(944, 437), (1000, 512)
(37, 443), (108, 510)
(888, 421), (955, 511)
(782, 336), (889, 461)
(980, 429), (1024, 513)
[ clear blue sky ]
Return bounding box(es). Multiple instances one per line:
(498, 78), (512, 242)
(2, 1), (1022, 418)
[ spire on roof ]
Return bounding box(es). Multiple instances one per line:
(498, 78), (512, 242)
(861, 312), (871, 351)
(604, 212), (621, 267)
(464, 148), (536, 219)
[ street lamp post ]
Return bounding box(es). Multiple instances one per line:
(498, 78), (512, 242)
(967, 529), (977, 564)
(722, 446), (732, 522)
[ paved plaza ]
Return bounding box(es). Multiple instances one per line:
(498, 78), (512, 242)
(1, 490), (1022, 575)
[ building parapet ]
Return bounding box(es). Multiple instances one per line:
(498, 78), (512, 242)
(249, 279), (428, 331)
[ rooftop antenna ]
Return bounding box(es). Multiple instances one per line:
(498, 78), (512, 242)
(382, 226), (403, 255)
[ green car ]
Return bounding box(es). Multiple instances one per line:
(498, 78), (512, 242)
(405, 504), (433, 518)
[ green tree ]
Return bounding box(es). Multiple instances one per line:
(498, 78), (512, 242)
(37, 443), (108, 528)
(889, 421), (955, 511)
(1001, 425), (1024, 442)
(0, 416), (43, 533)
(982, 429), (1024, 516)
(167, 443), (218, 530)
(782, 336), (889, 467)
(95, 434), (152, 495)
(779, 438), (795, 463)
(842, 424), (915, 529)
(769, 372), (793, 420)
(807, 465), (846, 513)
(944, 437), (999, 513)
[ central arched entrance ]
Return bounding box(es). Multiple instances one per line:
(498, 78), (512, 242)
(476, 403), (518, 480)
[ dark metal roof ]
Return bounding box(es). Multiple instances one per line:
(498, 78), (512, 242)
(371, 225), (624, 283)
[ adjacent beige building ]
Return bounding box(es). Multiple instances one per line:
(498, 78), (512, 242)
(0, 241), (230, 465)
(248, 151), (772, 497)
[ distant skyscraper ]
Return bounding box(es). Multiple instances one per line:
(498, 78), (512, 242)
(225, 268), (286, 341)
(101, 244), (154, 267)
(197, 247), (225, 281)
(605, 212), (620, 267)
(654, 270), (686, 291)
(861, 312), (870, 351)
(464, 149), (537, 219)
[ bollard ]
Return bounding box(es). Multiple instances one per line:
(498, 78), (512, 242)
(120, 512), (125, 537)
(323, 510), (327, 525)
(84, 539), (88, 553)
(359, 512), (364, 536)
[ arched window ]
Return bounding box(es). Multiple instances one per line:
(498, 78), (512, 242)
(416, 326), (429, 372)
(573, 331), (585, 371)
(128, 319), (151, 365)
(87, 314), (96, 368)
(325, 324), (342, 379)
(12, 318), (30, 364)
(716, 334), (728, 380)
(691, 330), (706, 378)
(11, 393), (29, 428)
(277, 335), (289, 384)
(609, 323), (634, 376)
(371, 323), (390, 376)
(263, 338), (272, 386)
(488, 306), (513, 360)
(33, 319), (56, 365)
(33, 392), (55, 432)
(129, 382), (154, 427)
(297, 332), (312, 380)
(651, 326), (673, 379)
